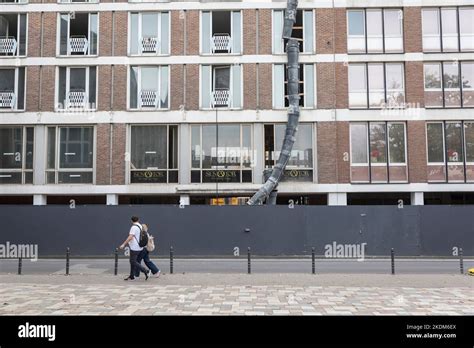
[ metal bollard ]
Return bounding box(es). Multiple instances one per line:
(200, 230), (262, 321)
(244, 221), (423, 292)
(391, 248), (395, 275)
(18, 257), (22, 275)
(170, 246), (174, 274)
(66, 247), (70, 276)
(114, 248), (119, 276)
(460, 248), (464, 275)
(311, 247), (315, 274)
(247, 247), (251, 274)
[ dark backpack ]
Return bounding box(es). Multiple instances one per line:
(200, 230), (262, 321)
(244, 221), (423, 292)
(135, 225), (148, 248)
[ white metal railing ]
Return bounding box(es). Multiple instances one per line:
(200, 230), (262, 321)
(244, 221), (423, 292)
(140, 90), (158, 108)
(212, 89), (230, 107)
(0, 37), (17, 55)
(140, 37), (159, 54)
(67, 90), (87, 109)
(211, 34), (231, 53)
(69, 36), (89, 55)
(0, 91), (15, 109)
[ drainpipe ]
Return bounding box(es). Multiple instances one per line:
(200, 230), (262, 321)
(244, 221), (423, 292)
(248, 0), (300, 205)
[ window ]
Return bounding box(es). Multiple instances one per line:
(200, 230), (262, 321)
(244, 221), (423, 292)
(0, 14), (27, 56)
(422, 7), (474, 52)
(347, 9), (403, 54)
(1, 0), (28, 3)
(191, 124), (252, 183)
(0, 126), (33, 184)
(58, 12), (98, 56)
(273, 10), (314, 54)
(57, 67), (97, 110)
(273, 64), (315, 108)
(129, 66), (169, 110)
(424, 61), (473, 108)
(129, 12), (169, 55)
(58, 0), (98, 3)
(129, 125), (178, 183)
(348, 63), (405, 109)
(264, 123), (313, 182)
(46, 126), (94, 184)
(201, 11), (241, 54)
(350, 122), (407, 183)
(200, 65), (242, 109)
(0, 67), (25, 110)
(426, 121), (474, 182)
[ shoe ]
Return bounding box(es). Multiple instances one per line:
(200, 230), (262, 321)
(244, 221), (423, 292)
(124, 276), (135, 281)
(154, 271), (161, 278)
(145, 270), (151, 281)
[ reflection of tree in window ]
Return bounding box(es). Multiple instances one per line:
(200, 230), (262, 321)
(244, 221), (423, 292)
(369, 123), (387, 163)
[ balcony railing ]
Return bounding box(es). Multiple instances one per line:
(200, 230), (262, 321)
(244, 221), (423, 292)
(69, 36), (89, 55)
(211, 34), (231, 53)
(140, 37), (159, 54)
(0, 91), (15, 109)
(140, 90), (158, 108)
(212, 89), (230, 107)
(0, 37), (18, 55)
(67, 90), (87, 109)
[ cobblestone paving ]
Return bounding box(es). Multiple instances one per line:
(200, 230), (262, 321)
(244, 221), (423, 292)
(0, 279), (472, 315)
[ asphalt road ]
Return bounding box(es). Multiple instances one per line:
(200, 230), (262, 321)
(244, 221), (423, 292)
(1, 258), (473, 275)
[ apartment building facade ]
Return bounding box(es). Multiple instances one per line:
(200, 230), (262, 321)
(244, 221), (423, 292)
(0, 0), (473, 206)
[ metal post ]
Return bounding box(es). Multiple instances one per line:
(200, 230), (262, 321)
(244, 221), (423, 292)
(247, 247), (251, 274)
(170, 246), (174, 274)
(311, 247), (315, 274)
(114, 248), (118, 276)
(391, 248), (395, 275)
(18, 257), (22, 275)
(460, 248), (464, 275)
(66, 247), (70, 276)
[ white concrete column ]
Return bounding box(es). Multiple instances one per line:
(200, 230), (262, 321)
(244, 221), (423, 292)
(33, 194), (47, 206)
(179, 124), (191, 184)
(33, 125), (47, 185)
(328, 192), (347, 206)
(180, 194), (190, 206)
(106, 194), (119, 206)
(253, 123), (264, 184)
(411, 192), (424, 206)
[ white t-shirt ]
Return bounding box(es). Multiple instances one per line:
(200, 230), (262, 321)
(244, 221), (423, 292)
(128, 223), (143, 251)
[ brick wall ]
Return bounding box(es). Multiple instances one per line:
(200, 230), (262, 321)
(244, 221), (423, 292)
(258, 9), (272, 55)
(42, 12), (56, 57)
(336, 121), (350, 183)
(407, 121), (427, 183)
(100, 12), (113, 57)
(112, 65), (127, 111)
(316, 9), (335, 54)
(335, 63), (348, 109)
(404, 7), (422, 53)
(186, 11), (199, 55)
(316, 63), (335, 109)
(243, 9), (257, 55)
(185, 64), (199, 110)
(258, 64), (272, 110)
(171, 64), (184, 110)
(334, 8), (347, 54)
(244, 64), (257, 110)
(112, 123), (126, 185)
(27, 12), (41, 57)
(26, 66), (40, 112)
(171, 10), (185, 56)
(113, 12), (128, 56)
(40, 66), (55, 111)
(96, 123), (111, 185)
(405, 61), (425, 107)
(98, 65), (112, 111)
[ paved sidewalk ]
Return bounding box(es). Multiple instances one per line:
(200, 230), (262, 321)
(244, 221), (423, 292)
(0, 274), (472, 315)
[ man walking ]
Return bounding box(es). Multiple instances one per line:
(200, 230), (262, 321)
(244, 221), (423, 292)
(119, 216), (150, 281)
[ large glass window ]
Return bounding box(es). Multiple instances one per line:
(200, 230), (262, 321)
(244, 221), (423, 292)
(129, 125), (178, 183)
(191, 124), (252, 183)
(264, 123), (313, 182)
(0, 14), (27, 57)
(200, 65), (242, 109)
(422, 7), (474, 52)
(273, 64), (314, 108)
(46, 126), (94, 184)
(424, 61), (473, 108)
(426, 121), (474, 182)
(58, 12), (98, 56)
(349, 63), (405, 109)
(273, 10), (314, 54)
(129, 66), (169, 110)
(129, 12), (169, 55)
(0, 67), (25, 110)
(347, 9), (403, 54)
(201, 11), (241, 54)
(350, 122), (407, 183)
(0, 126), (33, 184)
(57, 67), (97, 110)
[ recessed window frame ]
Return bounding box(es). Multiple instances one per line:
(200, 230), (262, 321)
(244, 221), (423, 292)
(199, 64), (243, 110)
(0, 66), (26, 111)
(0, 125), (34, 184)
(128, 11), (170, 56)
(200, 10), (243, 55)
(0, 13), (28, 57)
(272, 63), (315, 109)
(55, 66), (98, 111)
(128, 65), (170, 111)
(346, 8), (404, 54)
(56, 12), (99, 57)
(272, 9), (315, 54)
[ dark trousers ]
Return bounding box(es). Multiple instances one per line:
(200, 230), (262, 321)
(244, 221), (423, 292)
(135, 249), (159, 277)
(129, 249), (148, 278)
